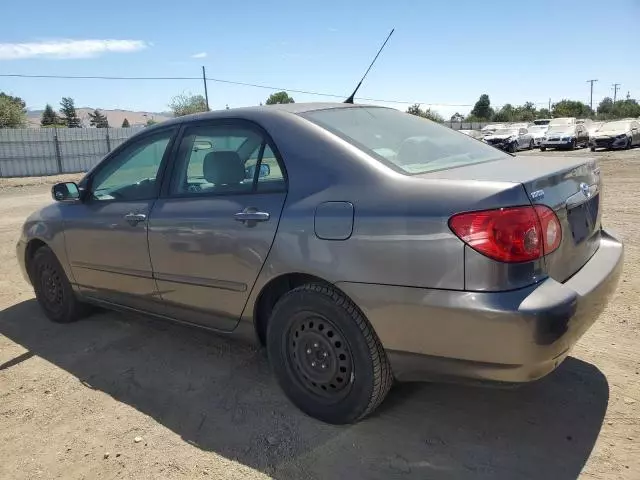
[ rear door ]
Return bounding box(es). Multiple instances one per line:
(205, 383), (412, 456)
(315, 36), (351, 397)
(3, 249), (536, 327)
(632, 121), (640, 145)
(147, 120), (287, 331)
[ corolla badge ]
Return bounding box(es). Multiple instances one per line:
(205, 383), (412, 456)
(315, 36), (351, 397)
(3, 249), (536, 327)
(580, 182), (591, 198)
(530, 189), (545, 200)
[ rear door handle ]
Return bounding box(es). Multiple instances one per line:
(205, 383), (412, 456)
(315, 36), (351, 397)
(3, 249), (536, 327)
(124, 212), (147, 226)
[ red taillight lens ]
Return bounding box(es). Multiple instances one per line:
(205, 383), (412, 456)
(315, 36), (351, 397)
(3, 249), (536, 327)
(449, 205), (562, 263)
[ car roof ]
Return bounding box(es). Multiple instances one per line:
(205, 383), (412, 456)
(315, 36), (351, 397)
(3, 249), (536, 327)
(150, 102), (374, 129)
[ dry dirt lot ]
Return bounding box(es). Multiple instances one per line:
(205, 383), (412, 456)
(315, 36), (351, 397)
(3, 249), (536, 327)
(1, 148), (639, 480)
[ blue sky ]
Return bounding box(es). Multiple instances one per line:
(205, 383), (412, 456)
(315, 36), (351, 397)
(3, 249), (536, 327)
(1, 0), (639, 118)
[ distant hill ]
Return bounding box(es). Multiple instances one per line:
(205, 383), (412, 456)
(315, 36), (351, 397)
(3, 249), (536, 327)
(26, 108), (173, 128)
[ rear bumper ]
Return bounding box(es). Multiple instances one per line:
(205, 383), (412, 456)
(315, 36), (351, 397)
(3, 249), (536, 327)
(337, 230), (623, 383)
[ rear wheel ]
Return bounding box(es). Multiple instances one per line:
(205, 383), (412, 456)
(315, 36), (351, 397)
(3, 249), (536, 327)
(569, 139), (577, 150)
(32, 246), (88, 323)
(266, 283), (392, 424)
(590, 146), (596, 152)
(529, 139), (535, 150)
(540, 146), (546, 152)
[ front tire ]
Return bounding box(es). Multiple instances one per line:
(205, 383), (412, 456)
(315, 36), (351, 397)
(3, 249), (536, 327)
(625, 137), (632, 150)
(590, 146), (596, 152)
(529, 139), (535, 150)
(266, 283), (392, 424)
(540, 146), (546, 152)
(32, 246), (88, 323)
(508, 142), (518, 153)
(569, 139), (577, 150)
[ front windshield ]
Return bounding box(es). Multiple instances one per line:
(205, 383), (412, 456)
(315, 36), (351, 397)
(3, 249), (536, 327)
(301, 107), (508, 175)
(599, 121), (630, 131)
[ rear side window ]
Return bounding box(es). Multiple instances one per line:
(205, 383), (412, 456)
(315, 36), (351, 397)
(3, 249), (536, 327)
(301, 107), (508, 175)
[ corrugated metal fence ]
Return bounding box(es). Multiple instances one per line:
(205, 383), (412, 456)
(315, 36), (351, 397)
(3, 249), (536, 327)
(443, 121), (490, 130)
(0, 127), (143, 178)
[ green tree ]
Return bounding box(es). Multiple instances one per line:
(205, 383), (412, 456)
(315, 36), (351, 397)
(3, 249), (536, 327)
(611, 99), (640, 119)
(469, 94), (494, 120)
(146, 119), (158, 126)
(597, 97), (614, 118)
(40, 104), (62, 127)
(88, 109), (109, 128)
(60, 97), (81, 128)
(121, 118), (131, 128)
(513, 101), (537, 122)
(0, 92), (27, 128)
(406, 104), (444, 122)
(551, 99), (593, 118)
(536, 108), (551, 119)
(450, 112), (465, 122)
(265, 91), (295, 105)
(492, 103), (515, 122)
(169, 93), (208, 117)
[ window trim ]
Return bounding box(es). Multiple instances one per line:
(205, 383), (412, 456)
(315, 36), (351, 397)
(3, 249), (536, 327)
(159, 118), (288, 200)
(79, 126), (179, 203)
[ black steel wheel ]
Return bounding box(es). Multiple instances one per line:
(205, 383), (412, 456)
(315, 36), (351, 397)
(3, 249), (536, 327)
(32, 246), (88, 323)
(267, 283), (392, 424)
(286, 313), (354, 401)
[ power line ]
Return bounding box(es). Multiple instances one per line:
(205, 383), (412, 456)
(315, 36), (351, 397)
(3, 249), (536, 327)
(0, 72), (550, 108)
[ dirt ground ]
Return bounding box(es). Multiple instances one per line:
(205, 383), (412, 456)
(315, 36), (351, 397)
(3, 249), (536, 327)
(0, 148), (638, 480)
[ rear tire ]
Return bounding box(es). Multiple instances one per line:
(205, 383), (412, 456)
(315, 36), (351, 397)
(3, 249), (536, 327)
(590, 146), (596, 152)
(569, 139), (576, 150)
(266, 283), (393, 424)
(31, 246), (88, 323)
(529, 139), (534, 150)
(540, 147), (546, 152)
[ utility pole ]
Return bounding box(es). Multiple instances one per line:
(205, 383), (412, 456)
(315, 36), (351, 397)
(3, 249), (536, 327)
(586, 79), (598, 111)
(202, 66), (210, 111)
(612, 83), (621, 104)
(548, 98), (551, 112)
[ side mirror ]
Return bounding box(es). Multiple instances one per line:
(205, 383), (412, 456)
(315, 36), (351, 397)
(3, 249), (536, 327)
(52, 182), (80, 202)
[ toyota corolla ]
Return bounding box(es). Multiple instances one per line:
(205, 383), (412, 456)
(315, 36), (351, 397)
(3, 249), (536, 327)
(17, 104), (623, 424)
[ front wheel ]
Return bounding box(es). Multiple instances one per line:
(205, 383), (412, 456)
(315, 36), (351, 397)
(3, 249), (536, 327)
(540, 146), (546, 152)
(32, 246), (89, 323)
(529, 139), (535, 150)
(508, 142), (518, 153)
(590, 146), (596, 152)
(266, 283), (393, 424)
(569, 139), (577, 150)
(625, 137), (632, 150)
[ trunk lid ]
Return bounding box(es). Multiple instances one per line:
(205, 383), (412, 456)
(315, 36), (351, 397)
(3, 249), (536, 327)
(422, 155), (602, 282)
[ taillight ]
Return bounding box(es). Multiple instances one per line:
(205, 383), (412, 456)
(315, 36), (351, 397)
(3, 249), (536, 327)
(449, 205), (562, 263)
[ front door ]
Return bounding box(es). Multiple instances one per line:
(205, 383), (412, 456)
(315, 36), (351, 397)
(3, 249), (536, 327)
(147, 121), (287, 331)
(64, 128), (177, 309)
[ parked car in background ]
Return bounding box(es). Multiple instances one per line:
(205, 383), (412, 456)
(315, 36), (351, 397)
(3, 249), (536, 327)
(533, 118), (552, 126)
(587, 121), (604, 138)
(527, 124), (549, 146)
(590, 120), (640, 151)
(16, 103), (623, 424)
(549, 117), (576, 127)
(484, 127), (534, 152)
(459, 129), (485, 140)
(480, 123), (507, 136)
(540, 123), (589, 151)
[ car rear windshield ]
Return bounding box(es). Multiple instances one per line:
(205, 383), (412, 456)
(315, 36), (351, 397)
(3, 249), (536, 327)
(300, 107), (507, 174)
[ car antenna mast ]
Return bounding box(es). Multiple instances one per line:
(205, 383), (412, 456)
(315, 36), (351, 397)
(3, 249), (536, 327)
(344, 28), (395, 104)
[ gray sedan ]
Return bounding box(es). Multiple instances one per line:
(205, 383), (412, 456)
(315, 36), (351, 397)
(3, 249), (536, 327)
(17, 104), (623, 424)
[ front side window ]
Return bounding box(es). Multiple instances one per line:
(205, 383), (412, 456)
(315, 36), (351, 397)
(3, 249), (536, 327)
(301, 107), (508, 175)
(90, 129), (174, 201)
(171, 124), (286, 195)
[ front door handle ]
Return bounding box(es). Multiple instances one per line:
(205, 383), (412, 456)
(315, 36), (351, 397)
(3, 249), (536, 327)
(124, 212), (147, 226)
(234, 208), (270, 227)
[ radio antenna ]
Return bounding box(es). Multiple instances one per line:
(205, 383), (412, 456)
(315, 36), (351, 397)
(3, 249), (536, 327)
(344, 28), (395, 104)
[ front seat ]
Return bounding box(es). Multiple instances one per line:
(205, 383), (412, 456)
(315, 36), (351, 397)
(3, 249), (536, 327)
(202, 151), (247, 193)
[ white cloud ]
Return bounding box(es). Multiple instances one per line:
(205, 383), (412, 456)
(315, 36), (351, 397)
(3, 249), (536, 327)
(191, 52), (207, 59)
(0, 39), (149, 60)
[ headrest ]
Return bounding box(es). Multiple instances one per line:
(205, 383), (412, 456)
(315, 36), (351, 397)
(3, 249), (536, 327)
(203, 151), (245, 185)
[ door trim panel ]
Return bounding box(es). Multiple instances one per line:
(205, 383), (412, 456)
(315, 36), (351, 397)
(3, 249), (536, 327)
(154, 272), (247, 292)
(71, 261), (154, 279)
